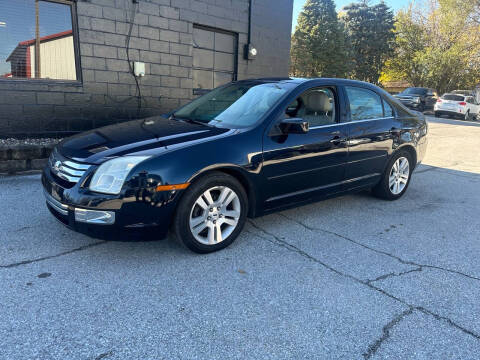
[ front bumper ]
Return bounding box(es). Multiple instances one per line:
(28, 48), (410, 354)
(42, 165), (180, 241)
(44, 188), (115, 225)
(398, 100), (422, 109)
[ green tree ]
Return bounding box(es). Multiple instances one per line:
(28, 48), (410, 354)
(382, 0), (480, 94)
(341, 1), (395, 84)
(290, 0), (348, 78)
(380, 6), (429, 87)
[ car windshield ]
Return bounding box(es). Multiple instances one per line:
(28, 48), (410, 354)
(443, 94), (465, 101)
(173, 83), (289, 128)
(402, 88), (427, 95)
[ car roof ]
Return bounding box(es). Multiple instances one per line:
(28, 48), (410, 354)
(236, 77), (382, 89)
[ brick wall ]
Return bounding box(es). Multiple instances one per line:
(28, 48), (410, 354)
(0, 0), (293, 135)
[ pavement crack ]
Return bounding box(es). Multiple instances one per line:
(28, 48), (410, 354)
(0, 241), (107, 269)
(277, 213), (480, 283)
(247, 220), (408, 305)
(363, 308), (415, 359)
(415, 307), (480, 340)
(366, 267), (423, 285)
(94, 351), (113, 360)
(247, 219), (480, 345)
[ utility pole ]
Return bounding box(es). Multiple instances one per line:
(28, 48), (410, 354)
(35, 0), (41, 78)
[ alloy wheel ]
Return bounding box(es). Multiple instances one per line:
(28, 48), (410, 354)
(389, 157), (410, 195)
(189, 186), (241, 245)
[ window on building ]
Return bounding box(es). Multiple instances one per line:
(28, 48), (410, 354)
(0, 0), (78, 81)
(192, 25), (237, 96)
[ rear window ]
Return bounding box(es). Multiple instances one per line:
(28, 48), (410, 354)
(443, 94), (464, 101)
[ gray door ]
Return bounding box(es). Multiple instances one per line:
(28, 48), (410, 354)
(192, 25), (237, 96)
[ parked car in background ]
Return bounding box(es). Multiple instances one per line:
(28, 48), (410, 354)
(434, 93), (479, 120)
(394, 87), (437, 112)
(42, 78), (428, 253)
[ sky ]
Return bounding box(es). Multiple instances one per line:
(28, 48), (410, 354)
(292, 0), (412, 32)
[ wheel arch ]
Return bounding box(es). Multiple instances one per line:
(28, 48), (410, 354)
(187, 166), (258, 218)
(397, 144), (418, 168)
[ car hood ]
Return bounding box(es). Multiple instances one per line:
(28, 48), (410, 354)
(58, 116), (230, 164)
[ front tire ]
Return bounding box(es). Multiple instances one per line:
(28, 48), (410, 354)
(173, 172), (248, 253)
(373, 151), (413, 200)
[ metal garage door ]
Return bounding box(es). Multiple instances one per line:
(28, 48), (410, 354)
(192, 25), (237, 96)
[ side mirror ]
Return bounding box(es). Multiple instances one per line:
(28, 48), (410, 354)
(279, 118), (309, 134)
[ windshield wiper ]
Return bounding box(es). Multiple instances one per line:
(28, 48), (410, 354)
(170, 115), (211, 127)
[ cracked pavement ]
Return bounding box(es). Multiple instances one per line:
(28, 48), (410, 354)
(1, 116), (479, 359)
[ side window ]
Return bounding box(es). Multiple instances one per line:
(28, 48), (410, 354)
(285, 87), (336, 127)
(345, 86), (384, 121)
(383, 99), (395, 117)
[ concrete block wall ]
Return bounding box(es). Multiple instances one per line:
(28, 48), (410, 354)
(0, 0), (293, 135)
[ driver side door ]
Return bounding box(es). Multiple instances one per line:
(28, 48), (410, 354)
(261, 85), (348, 211)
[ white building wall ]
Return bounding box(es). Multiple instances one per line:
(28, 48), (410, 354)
(29, 35), (76, 80)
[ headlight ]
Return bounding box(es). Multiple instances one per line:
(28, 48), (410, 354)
(89, 156), (149, 194)
(413, 97), (421, 103)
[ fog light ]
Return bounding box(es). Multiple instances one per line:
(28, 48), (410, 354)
(75, 208), (115, 225)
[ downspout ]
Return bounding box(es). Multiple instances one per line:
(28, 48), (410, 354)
(247, 0), (252, 46)
(244, 0), (257, 60)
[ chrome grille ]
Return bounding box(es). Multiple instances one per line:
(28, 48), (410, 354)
(49, 149), (91, 184)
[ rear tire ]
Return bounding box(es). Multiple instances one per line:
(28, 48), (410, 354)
(173, 172), (248, 253)
(372, 151), (413, 201)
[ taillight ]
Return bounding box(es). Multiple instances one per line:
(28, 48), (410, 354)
(459, 102), (467, 106)
(437, 99), (442, 103)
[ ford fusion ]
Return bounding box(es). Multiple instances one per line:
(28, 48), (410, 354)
(42, 78), (428, 253)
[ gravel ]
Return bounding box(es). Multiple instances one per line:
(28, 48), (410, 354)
(0, 138), (62, 147)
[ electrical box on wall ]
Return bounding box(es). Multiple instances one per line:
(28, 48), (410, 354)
(244, 43), (258, 60)
(133, 62), (145, 77)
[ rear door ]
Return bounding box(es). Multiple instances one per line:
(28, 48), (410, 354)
(343, 85), (397, 190)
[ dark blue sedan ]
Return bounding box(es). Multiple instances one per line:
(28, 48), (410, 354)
(42, 78), (428, 253)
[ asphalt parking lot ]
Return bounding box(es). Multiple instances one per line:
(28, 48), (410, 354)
(1, 116), (479, 359)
